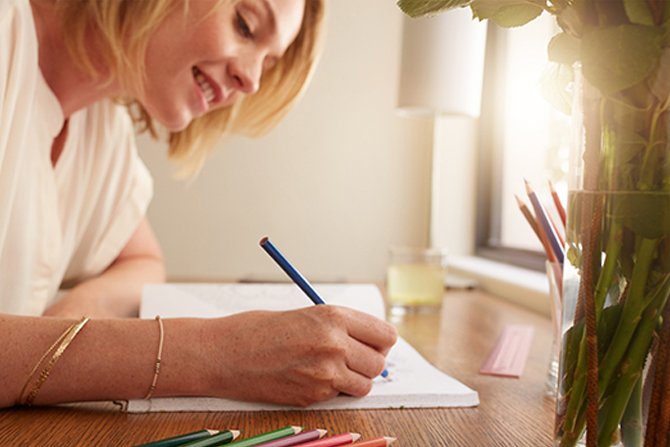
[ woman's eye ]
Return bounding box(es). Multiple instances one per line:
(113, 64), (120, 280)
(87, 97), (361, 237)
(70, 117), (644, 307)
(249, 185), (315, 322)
(236, 13), (253, 39)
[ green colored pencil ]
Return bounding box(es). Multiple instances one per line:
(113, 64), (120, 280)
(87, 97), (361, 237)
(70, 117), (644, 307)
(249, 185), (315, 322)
(132, 429), (237, 447)
(175, 430), (242, 447)
(224, 427), (303, 447)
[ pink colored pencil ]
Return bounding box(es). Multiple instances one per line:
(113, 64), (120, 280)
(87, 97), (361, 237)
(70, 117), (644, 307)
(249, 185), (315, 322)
(352, 437), (396, 447)
(292, 433), (361, 447)
(255, 430), (328, 447)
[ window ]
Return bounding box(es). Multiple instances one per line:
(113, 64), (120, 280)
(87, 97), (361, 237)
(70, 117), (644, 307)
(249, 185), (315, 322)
(476, 15), (570, 271)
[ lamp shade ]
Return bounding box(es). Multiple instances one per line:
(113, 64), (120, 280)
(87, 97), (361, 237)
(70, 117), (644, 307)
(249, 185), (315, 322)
(397, 7), (488, 118)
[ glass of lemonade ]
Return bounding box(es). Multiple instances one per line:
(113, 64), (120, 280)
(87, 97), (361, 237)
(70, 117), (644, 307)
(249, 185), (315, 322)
(386, 246), (447, 315)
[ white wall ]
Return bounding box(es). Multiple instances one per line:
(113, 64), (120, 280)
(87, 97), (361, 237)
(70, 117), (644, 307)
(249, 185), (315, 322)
(137, 0), (434, 283)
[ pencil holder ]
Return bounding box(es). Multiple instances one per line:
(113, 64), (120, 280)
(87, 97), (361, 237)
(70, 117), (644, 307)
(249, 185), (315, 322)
(545, 261), (562, 398)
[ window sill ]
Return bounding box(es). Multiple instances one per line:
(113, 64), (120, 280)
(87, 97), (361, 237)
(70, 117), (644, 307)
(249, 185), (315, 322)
(447, 256), (551, 317)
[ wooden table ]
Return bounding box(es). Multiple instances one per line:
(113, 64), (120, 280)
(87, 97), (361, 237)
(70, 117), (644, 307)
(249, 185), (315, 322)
(0, 290), (557, 446)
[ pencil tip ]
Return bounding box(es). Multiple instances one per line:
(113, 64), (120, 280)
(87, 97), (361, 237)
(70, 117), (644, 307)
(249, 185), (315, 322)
(385, 437), (397, 445)
(229, 430), (241, 439)
(206, 429), (220, 436)
(351, 433), (362, 441)
(525, 179), (533, 193)
(316, 429), (328, 438)
(292, 426), (303, 434)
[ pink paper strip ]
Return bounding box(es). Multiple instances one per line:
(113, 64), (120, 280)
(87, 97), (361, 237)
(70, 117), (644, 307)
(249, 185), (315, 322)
(480, 325), (534, 378)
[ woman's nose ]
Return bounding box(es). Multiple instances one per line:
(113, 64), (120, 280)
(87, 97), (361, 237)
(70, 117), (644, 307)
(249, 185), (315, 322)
(229, 55), (262, 95)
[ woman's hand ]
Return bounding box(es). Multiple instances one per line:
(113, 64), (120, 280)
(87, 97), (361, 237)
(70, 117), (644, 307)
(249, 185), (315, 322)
(199, 305), (398, 407)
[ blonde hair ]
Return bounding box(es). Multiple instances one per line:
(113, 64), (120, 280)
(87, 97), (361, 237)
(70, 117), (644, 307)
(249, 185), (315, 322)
(59, 0), (326, 176)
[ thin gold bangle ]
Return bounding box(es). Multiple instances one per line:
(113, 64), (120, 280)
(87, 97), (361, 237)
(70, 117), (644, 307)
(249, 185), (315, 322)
(17, 321), (76, 405)
(144, 315), (164, 400)
(24, 316), (90, 406)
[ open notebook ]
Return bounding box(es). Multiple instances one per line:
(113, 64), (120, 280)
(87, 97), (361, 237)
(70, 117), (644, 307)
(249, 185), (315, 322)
(127, 283), (478, 412)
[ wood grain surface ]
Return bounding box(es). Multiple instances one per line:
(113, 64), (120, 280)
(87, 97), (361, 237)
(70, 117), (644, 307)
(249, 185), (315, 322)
(0, 289), (557, 446)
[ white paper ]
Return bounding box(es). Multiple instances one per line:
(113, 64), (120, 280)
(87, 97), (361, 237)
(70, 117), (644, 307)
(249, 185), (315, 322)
(127, 283), (479, 412)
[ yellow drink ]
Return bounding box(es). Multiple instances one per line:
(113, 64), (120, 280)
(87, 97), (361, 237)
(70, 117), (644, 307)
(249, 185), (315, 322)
(387, 263), (445, 309)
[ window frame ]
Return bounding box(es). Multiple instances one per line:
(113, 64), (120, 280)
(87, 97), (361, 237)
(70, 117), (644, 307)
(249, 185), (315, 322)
(474, 22), (547, 273)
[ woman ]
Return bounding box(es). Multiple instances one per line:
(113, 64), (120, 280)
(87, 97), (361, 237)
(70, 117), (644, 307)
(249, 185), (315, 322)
(0, 0), (397, 409)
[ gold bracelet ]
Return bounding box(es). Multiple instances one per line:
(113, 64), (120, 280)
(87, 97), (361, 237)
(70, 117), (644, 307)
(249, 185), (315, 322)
(144, 315), (164, 400)
(24, 316), (90, 406)
(17, 320), (76, 405)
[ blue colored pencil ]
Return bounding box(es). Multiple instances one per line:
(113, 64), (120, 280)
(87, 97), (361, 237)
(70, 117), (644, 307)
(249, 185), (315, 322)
(259, 237), (389, 378)
(525, 180), (564, 264)
(260, 237), (326, 304)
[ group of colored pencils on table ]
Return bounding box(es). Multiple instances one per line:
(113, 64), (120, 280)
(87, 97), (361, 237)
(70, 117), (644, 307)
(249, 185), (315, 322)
(133, 426), (397, 447)
(516, 180), (566, 295)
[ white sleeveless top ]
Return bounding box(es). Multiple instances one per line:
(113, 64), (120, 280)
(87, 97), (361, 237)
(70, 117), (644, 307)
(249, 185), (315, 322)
(0, 0), (153, 315)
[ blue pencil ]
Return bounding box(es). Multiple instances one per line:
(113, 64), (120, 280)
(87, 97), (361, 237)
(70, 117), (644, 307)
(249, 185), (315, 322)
(525, 180), (564, 264)
(260, 237), (326, 304)
(259, 237), (389, 378)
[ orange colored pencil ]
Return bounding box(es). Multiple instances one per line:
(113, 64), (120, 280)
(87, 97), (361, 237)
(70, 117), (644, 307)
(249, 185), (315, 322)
(515, 195), (540, 239)
(549, 181), (566, 227)
(352, 437), (396, 447)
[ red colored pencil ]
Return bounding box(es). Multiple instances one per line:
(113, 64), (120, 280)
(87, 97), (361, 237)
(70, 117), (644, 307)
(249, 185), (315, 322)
(549, 181), (566, 227)
(292, 433), (360, 447)
(352, 437), (396, 447)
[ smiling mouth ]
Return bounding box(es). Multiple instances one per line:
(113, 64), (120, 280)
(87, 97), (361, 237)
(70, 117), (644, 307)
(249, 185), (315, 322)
(192, 66), (215, 104)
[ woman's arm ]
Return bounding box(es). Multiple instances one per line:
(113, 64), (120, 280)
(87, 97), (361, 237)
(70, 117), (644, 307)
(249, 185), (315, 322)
(43, 217), (166, 318)
(0, 306), (398, 408)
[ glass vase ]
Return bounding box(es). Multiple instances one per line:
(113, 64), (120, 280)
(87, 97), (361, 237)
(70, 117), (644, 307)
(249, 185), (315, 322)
(554, 61), (670, 447)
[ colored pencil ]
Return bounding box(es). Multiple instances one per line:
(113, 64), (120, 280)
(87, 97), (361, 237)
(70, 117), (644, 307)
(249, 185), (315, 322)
(224, 427), (303, 447)
(132, 430), (227, 447)
(255, 430), (327, 447)
(524, 180), (564, 264)
(351, 437), (396, 447)
(515, 195), (556, 263)
(515, 195), (540, 239)
(259, 237), (389, 378)
(178, 430), (241, 447)
(260, 237), (326, 304)
(549, 181), (566, 227)
(290, 433), (361, 447)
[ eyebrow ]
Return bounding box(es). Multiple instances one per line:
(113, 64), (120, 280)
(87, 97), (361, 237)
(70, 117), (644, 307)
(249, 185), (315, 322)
(257, 0), (277, 32)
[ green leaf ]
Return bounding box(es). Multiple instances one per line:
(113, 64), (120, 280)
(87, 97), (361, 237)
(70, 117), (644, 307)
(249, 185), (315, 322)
(624, 0), (655, 26)
(612, 129), (646, 166)
(581, 25), (664, 95)
(471, 0), (544, 28)
(556, 4), (584, 37)
(607, 97), (651, 135)
(396, 0), (470, 18)
(611, 192), (670, 239)
(547, 32), (580, 65)
(649, 48), (670, 103)
(539, 62), (574, 115)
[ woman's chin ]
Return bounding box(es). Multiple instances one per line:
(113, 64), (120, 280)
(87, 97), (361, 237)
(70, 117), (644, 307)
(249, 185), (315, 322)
(156, 113), (194, 133)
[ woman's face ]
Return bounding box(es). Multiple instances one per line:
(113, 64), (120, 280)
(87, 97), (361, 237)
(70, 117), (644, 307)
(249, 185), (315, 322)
(141, 0), (305, 132)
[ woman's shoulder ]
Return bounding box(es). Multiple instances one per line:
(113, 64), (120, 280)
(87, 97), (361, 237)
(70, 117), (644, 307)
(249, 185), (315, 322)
(83, 99), (136, 137)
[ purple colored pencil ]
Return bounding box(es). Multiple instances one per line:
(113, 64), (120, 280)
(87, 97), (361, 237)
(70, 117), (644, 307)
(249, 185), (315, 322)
(254, 429), (327, 447)
(525, 180), (564, 264)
